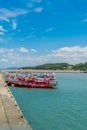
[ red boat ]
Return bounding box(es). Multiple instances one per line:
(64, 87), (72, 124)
(4, 72), (58, 89)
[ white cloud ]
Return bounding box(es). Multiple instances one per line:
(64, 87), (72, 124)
(0, 26), (7, 35)
(34, 7), (43, 13)
(0, 48), (4, 53)
(0, 48), (14, 53)
(0, 8), (28, 22)
(49, 46), (87, 64)
(0, 26), (7, 32)
(46, 27), (53, 32)
(52, 46), (87, 53)
(0, 32), (4, 35)
(30, 49), (37, 52)
(8, 49), (14, 52)
(0, 58), (8, 62)
(12, 20), (17, 30)
(0, 15), (9, 22)
(19, 47), (29, 53)
(1, 46), (87, 68)
(13, 46), (87, 65)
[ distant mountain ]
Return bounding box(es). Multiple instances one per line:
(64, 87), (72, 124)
(19, 63), (73, 70)
(19, 62), (87, 71)
(6, 67), (18, 70)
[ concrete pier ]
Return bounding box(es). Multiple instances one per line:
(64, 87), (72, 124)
(0, 74), (32, 130)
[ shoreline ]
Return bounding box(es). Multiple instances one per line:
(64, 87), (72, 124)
(1, 69), (83, 73)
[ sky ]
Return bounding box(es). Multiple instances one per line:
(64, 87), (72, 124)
(0, 0), (87, 68)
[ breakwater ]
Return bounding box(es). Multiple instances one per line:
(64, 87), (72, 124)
(2, 69), (81, 73)
(0, 73), (32, 130)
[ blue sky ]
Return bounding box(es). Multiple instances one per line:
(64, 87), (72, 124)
(0, 0), (87, 68)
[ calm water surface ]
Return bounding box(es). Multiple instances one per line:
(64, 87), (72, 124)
(10, 73), (87, 130)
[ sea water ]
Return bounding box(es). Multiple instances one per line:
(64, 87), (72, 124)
(10, 73), (87, 130)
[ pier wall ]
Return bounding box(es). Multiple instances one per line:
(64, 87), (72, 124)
(0, 74), (32, 130)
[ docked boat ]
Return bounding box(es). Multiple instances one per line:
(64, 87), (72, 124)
(3, 72), (58, 89)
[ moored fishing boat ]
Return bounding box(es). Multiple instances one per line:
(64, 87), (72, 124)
(3, 72), (58, 89)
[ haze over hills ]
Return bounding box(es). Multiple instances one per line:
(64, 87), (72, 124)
(1, 62), (87, 71)
(1, 67), (18, 70)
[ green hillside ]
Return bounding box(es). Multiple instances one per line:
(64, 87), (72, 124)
(19, 62), (87, 71)
(72, 62), (87, 70)
(19, 63), (72, 70)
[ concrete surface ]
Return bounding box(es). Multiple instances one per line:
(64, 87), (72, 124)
(0, 74), (32, 130)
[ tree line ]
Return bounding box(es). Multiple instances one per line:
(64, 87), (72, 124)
(19, 62), (87, 71)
